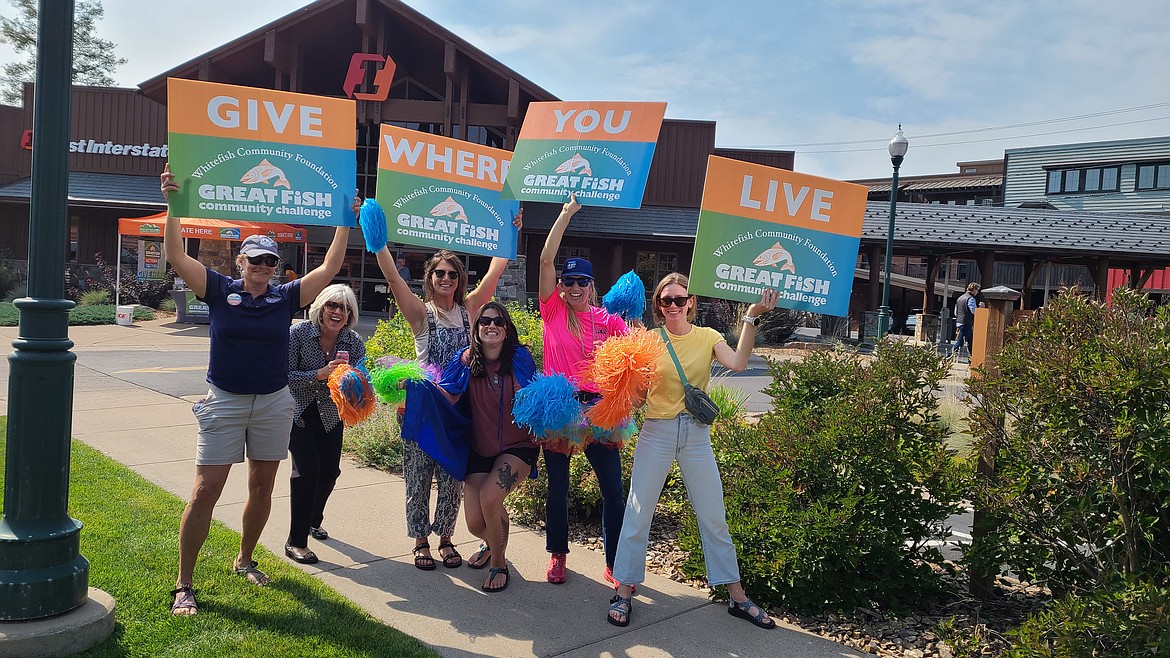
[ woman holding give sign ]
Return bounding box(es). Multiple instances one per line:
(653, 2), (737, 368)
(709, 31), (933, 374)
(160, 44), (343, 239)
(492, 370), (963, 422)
(161, 165), (354, 616)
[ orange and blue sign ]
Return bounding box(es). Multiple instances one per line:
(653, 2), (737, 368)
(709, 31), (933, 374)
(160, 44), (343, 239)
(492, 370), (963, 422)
(166, 79), (357, 227)
(375, 125), (519, 259)
(688, 156), (869, 317)
(502, 101), (666, 209)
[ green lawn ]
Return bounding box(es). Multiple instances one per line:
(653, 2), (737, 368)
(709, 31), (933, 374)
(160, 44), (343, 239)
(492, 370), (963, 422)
(0, 302), (155, 326)
(0, 419), (435, 657)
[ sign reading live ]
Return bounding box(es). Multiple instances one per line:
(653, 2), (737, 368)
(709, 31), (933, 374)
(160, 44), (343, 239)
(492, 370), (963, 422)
(166, 79), (357, 227)
(688, 156), (868, 317)
(502, 101), (666, 209)
(375, 124), (519, 259)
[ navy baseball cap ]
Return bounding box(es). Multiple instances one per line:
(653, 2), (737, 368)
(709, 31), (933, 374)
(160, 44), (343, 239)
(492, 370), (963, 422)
(561, 257), (594, 279)
(240, 235), (279, 258)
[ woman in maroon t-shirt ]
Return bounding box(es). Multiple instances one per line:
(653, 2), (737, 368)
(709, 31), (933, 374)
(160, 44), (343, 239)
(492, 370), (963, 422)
(439, 301), (539, 592)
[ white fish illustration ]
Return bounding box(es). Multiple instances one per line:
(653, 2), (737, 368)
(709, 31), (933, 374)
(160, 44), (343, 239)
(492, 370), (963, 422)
(430, 196), (468, 222)
(239, 159), (291, 189)
(753, 242), (797, 273)
(555, 153), (592, 177)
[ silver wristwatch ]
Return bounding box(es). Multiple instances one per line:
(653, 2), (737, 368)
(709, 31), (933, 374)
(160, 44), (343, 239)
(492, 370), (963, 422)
(742, 315), (759, 326)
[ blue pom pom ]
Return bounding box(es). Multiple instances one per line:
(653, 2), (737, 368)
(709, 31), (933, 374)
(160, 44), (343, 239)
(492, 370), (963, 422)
(359, 198), (389, 254)
(339, 369), (369, 405)
(513, 374), (580, 436)
(602, 270), (646, 320)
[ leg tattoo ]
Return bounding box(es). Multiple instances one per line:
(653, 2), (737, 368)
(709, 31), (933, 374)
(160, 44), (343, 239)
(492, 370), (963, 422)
(496, 463), (518, 491)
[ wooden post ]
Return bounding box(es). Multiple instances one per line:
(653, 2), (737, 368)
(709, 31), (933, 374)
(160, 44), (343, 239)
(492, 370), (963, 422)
(969, 285), (1021, 599)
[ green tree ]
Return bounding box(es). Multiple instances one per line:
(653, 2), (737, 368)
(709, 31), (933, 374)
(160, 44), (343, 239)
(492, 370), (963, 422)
(0, 0), (127, 104)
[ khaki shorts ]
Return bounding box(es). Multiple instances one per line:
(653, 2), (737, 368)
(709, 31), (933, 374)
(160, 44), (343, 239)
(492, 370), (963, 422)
(193, 384), (294, 465)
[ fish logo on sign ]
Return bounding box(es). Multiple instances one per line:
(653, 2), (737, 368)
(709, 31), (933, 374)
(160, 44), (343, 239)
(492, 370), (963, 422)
(555, 153), (592, 177)
(430, 196), (468, 222)
(219, 228), (241, 240)
(240, 159), (291, 189)
(753, 242), (797, 273)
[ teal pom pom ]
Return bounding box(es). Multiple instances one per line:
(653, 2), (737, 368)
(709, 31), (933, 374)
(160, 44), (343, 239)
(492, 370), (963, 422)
(513, 373), (581, 436)
(602, 270), (646, 320)
(359, 198), (389, 253)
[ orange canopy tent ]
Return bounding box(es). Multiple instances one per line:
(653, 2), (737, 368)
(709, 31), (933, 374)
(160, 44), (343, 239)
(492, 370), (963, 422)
(117, 212), (307, 242)
(115, 212), (308, 306)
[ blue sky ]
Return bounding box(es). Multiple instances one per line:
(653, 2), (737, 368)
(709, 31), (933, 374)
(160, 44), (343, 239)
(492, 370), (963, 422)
(3, 0), (1169, 180)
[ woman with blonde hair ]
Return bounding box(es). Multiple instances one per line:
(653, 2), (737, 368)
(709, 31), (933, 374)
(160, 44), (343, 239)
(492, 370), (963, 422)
(284, 284), (365, 564)
(371, 208), (521, 570)
(606, 272), (778, 629)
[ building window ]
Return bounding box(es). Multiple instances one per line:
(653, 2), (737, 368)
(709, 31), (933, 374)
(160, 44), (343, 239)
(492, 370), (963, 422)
(555, 247), (590, 272)
(1045, 166), (1121, 194)
(1136, 162), (1170, 191)
(635, 251), (678, 291)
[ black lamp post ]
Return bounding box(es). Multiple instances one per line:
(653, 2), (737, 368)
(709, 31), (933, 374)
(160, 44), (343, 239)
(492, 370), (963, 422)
(876, 125), (909, 339)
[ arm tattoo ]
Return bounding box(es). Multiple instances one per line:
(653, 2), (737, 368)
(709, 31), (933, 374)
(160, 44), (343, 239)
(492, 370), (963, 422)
(496, 462), (519, 491)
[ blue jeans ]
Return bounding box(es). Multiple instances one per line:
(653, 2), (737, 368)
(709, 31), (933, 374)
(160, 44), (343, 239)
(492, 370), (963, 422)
(543, 443), (626, 567)
(952, 323), (973, 355)
(613, 414), (740, 587)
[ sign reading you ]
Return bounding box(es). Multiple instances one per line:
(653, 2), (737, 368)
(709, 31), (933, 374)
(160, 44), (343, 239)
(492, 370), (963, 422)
(375, 125), (520, 259)
(167, 79), (357, 227)
(688, 156), (868, 317)
(502, 101), (666, 209)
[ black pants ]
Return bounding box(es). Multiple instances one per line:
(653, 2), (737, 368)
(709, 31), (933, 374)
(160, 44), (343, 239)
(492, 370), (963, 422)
(287, 402), (343, 548)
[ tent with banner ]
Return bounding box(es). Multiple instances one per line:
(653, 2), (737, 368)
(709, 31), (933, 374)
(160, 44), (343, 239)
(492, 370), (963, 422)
(116, 212), (308, 311)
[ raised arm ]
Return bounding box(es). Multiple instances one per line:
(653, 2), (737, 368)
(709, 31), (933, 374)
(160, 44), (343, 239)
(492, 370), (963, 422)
(465, 206), (523, 316)
(160, 164), (208, 298)
(538, 193), (581, 302)
(713, 290), (779, 372)
(298, 225), (350, 306)
(374, 246), (426, 332)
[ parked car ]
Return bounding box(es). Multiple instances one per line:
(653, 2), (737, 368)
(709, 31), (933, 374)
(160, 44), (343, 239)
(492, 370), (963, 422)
(902, 308), (923, 336)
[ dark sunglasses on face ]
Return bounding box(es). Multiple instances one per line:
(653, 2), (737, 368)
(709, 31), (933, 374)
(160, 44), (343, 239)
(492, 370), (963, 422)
(323, 301), (349, 314)
(432, 269), (460, 280)
(246, 254), (280, 267)
(477, 316), (507, 327)
(560, 276), (592, 287)
(657, 295), (691, 308)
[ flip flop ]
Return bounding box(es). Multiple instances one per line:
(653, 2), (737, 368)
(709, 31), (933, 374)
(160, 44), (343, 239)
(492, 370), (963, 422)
(482, 566), (509, 592)
(467, 544), (491, 570)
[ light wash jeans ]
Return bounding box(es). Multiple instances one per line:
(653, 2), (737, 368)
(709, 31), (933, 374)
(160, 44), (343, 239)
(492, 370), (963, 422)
(612, 413), (741, 587)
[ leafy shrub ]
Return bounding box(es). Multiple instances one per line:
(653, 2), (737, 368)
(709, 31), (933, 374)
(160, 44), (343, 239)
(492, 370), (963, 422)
(965, 288), (1170, 594)
(707, 374), (750, 422)
(686, 341), (971, 611)
(343, 405), (403, 473)
(0, 256), (21, 301)
(506, 441), (636, 527)
(79, 289), (110, 306)
(65, 253), (173, 308)
(67, 305), (154, 325)
(159, 297), (177, 313)
(1008, 579), (1170, 658)
(723, 303), (806, 345)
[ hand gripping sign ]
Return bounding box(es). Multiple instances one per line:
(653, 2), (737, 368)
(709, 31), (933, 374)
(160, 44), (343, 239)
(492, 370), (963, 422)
(688, 156), (869, 317)
(502, 101), (667, 209)
(374, 125), (520, 259)
(167, 79), (357, 227)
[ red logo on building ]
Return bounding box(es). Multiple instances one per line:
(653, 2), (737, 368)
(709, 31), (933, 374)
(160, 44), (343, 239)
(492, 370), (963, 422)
(342, 54), (396, 102)
(20, 130), (32, 150)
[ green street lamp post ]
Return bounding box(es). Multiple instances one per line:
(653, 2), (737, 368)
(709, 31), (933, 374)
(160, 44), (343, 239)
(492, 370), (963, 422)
(876, 126), (909, 340)
(0, 0), (89, 620)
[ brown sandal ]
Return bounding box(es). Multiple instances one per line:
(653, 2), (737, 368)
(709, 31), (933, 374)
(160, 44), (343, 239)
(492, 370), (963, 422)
(170, 584), (198, 617)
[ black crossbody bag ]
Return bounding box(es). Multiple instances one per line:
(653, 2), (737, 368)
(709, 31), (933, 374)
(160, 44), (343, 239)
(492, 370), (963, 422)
(659, 328), (719, 425)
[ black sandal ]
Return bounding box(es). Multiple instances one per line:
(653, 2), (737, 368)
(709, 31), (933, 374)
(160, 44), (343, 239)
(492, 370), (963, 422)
(170, 584), (198, 617)
(437, 540), (462, 568)
(413, 542), (436, 571)
(467, 544), (491, 570)
(607, 594), (631, 627)
(728, 597), (776, 629)
(482, 566), (509, 592)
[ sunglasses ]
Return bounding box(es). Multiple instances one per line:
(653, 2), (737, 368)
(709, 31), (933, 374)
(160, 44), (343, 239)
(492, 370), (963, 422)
(657, 296), (691, 308)
(432, 269), (460, 280)
(477, 316), (507, 327)
(560, 276), (592, 287)
(323, 301), (349, 314)
(246, 254), (280, 267)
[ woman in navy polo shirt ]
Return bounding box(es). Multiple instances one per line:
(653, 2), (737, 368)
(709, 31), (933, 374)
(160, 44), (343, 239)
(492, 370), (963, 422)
(161, 165), (354, 616)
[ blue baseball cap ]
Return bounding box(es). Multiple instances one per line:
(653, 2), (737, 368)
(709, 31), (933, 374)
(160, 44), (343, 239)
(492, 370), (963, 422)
(561, 257), (594, 279)
(240, 234), (279, 258)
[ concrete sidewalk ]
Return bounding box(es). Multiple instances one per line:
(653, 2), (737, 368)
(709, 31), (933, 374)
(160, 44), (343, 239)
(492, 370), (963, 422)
(0, 318), (868, 658)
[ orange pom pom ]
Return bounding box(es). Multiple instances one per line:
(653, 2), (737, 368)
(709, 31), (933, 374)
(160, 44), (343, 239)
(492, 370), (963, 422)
(328, 364), (377, 426)
(585, 328), (665, 429)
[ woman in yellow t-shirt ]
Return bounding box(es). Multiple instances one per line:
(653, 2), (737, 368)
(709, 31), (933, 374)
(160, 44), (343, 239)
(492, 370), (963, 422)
(606, 272), (779, 630)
